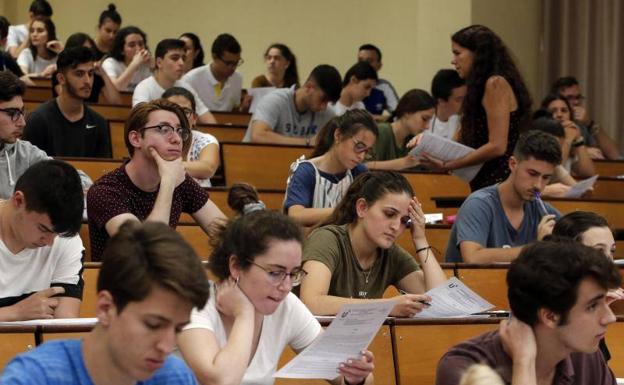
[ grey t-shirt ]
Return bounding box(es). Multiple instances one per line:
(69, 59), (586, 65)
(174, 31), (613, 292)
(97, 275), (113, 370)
(242, 85), (335, 142)
(444, 185), (560, 262)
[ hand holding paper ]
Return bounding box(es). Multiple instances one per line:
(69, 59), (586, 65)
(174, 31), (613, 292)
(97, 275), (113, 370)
(414, 277), (494, 318)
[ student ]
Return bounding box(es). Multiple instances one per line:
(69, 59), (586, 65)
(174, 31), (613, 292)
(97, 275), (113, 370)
(357, 44), (399, 118)
(182, 33), (245, 112)
(0, 160), (84, 321)
(6, 0), (53, 59)
(101, 25), (151, 92)
(1, 221), (210, 385)
(226, 182), (266, 216)
(445, 130), (561, 263)
(553, 211), (617, 260)
(17, 17), (61, 78)
(133, 38), (215, 124)
(0, 17), (26, 79)
(177, 209), (374, 385)
(429, 69), (466, 140)
(284, 109), (377, 227)
(251, 43), (299, 88)
(24, 46), (111, 158)
(243, 64), (341, 145)
(163, 86), (220, 187)
(436, 240), (620, 385)
(87, 99), (226, 261)
(94, 3), (121, 60)
(330, 61), (377, 116)
(367, 89), (435, 170)
(300, 171), (448, 316)
(180, 32), (205, 73)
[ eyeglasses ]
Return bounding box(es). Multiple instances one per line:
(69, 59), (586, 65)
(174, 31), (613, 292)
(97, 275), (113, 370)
(247, 260), (307, 287)
(142, 124), (190, 141)
(0, 107), (26, 122)
(218, 56), (244, 68)
(352, 138), (374, 156)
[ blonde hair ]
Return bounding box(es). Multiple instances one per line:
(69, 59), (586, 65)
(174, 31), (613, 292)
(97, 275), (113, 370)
(459, 365), (504, 385)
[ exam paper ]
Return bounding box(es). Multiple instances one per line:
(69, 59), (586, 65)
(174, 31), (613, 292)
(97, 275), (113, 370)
(0, 318), (98, 326)
(564, 175), (598, 198)
(415, 277), (494, 318)
(274, 301), (393, 379)
(248, 87), (276, 113)
(409, 132), (482, 183)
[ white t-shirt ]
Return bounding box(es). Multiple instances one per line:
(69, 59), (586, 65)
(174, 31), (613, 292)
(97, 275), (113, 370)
(329, 100), (366, 116)
(182, 64), (242, 112)
(16, 49), (56, 75)
(429, 114), (461, 140)
(187, 131), (219, 187)
(184, 283), (322, 385)
(6, 24), (28, 49)
(101, 57), (152, 92)
(0, 234), (84, 300)
(132, 76), (210, 115)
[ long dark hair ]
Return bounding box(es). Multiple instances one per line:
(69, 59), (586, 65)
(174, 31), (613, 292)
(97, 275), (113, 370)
(109, 26), (146, 62)
(29, 17), (57, 60)
(392, 89), (435, 121)
(540, 93), (573, 120)
(265, 43), (299, 87)
(311, 109), (378, 158)
(180, 32), (205, 69)
(552, 211), (610, 242)
(451, 25), (532, 137)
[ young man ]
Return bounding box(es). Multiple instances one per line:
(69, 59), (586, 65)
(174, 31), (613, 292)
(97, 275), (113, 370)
(429, 69), (466, 140)
(182, 33), (244, 112)
(550, 76), (621, 160)
(0, 160), (84, 321)
(0, 17), (26, 78)
(444, 130), (562, 263)
(87, 99), (226, 261)
(357, 44), (399, 118)
(23, 47), (111, 158)
(436, 240), (620, 385)
(242, 64), (341, 145)
(6, 0), (53, 59)
(133, 38), (216, 124)
(1, 221), (210, 385)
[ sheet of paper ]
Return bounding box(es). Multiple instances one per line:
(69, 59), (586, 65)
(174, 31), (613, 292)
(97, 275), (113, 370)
(564, 175), (599, 198)
(415, 277), (494, 318)
(274, 301), (393, 379)
(248, 87), (276, 113)
(0, 318), (98, 326)
(408, 132), (482, 182)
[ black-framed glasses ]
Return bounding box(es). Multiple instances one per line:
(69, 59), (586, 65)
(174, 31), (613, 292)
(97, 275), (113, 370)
(142, 124), (190, 141)
(352, 138), (375, 160)
(247, 260), (307, 287)
(218, 56), (244, 68)
(0, 107), (26, 122)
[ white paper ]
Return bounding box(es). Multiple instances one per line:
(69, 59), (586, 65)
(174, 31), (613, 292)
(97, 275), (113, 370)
(274, 301), (393, 379)
(409, 132), (482, 182)
(415, 277), (494, 318)
(424, 213), (443, 224)
(248, 87), (276, 113)
(564, 175), (599, 198)
(0, 318), (98, 326)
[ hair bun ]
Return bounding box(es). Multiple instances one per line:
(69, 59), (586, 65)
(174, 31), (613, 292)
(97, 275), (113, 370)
(107, 3), (116, 11)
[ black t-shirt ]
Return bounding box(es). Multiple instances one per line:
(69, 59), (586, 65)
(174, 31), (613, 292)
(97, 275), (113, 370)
(0, 52), (24, 77)
(51, 72), (105, 103)
(23, 99), (112, 158)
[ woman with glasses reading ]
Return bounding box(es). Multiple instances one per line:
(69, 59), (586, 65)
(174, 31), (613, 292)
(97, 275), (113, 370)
(299, 170), (448, 317)
(178, 208), (374, 385)
(284, 109), (378, 227)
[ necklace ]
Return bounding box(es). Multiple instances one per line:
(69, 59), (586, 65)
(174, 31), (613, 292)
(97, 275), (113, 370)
(362, 268), (373, 284)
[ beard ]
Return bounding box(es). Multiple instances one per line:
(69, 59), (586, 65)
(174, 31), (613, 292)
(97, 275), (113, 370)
(65, 81), (91, 100)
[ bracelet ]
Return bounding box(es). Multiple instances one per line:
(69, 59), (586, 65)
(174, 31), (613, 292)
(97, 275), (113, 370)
(572, 137), (586, 148)
(416, 246), (431, 264)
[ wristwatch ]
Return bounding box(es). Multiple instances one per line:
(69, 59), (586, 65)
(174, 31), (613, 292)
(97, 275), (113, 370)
(572, 137), (586, 148)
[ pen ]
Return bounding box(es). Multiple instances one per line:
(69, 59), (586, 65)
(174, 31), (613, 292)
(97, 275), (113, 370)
(533, 190), (549, 216)
(399, 289), (431, 306)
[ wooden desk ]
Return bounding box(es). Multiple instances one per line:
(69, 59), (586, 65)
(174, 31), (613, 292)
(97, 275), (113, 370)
(401, 172), (469, 214)
(212, 111), (251, 126)
(595, 160), (624, 177)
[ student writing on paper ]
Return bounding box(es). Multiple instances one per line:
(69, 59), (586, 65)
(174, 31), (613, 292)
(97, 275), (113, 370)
(177, 205), (373, 385)
(299, 171), (447, 317)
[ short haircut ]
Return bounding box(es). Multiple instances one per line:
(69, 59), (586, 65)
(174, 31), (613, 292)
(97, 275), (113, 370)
(97, 221), (210, 313)
(29, 0), (53, 17)
(109, 26), (146, 62)
(13, 160), (83, 237)
(358, 43), (382, 62)
(513, 130), (562, 166)
(211, 33), (241, 57)
(431, 69), (465, 101)
(307, 64), (342, 103)
(550, 76), (579, 94)
(99, 3), (122, 27)
(552, 211), (610, 241)
(124, 99), (191, 156)
(162, 86), (197, 112)
(155, 38), (185, 60)
(0, 16), (9, 40)
(530, 116), (564, 139)
(342, 61), (378, 87)
(0, 71), (26, 102)
(56, 46), (94, 73)
(508, 240), (621, 326)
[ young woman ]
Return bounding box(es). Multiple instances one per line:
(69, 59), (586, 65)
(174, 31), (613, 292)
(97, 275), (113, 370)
(94, 3), (121, 60)
(421, 25), (532, 191)
(251, 43), (299, 88)
(368, 89), (435, 170)
(177, 210), (374, 385)
(330, 61), (378, 116)
(284, 109), (378, 227)
(101, 25), (151, 91)
(17, 18), (61, 78)
(162, 86), (219, 187)
(541, 93), (596, 178)
(180, 32), (205, 74)
(300, 171), (448, 316)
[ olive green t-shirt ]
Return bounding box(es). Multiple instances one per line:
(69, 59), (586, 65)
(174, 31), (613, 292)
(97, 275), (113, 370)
(371, 122), (409, 161)
(302, 224), (419, 299)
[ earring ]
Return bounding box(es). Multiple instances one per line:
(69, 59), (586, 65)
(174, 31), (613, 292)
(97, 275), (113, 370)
(234, 276), (240, 286)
